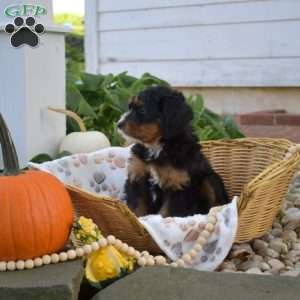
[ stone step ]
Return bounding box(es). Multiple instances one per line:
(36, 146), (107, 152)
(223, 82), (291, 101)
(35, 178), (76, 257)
(93, 267), (300, 300)
(0, 260), (83, 300)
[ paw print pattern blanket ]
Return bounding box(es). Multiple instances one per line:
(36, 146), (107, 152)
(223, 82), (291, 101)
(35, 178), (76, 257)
(29, 147), (238, 271)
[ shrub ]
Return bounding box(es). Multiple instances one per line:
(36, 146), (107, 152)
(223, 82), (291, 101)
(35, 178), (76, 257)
(54, 13), (84, 80)
(67, 72), (244, 146)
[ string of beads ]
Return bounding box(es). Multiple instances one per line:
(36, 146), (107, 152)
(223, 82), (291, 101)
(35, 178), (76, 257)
(0, 206), (222, 272)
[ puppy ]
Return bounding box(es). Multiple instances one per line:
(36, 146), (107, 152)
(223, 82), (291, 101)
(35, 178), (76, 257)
(117, 86), (229, 217)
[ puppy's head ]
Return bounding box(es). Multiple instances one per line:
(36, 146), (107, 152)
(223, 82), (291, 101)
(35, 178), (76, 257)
(117, 86), (193, 144)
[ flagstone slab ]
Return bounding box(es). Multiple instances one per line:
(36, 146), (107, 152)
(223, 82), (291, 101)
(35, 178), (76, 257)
(93, 266), (300, 300)
(0, 260), (83, 300)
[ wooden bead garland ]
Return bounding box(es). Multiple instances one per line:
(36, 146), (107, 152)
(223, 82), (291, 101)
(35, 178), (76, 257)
(76, 248), (85, 257)
(51, 254), (60, 264)
(16, 260), (25, 270)
(98, 238), (108, 248)
(285, 143), (300, 159)
(0, 205), (222, 272)
(127, 247), (136, 256)
(59, 252), (68, 262)
(91, 242), (100, 251)
(0, 262), (6, 271)
(25, 259), (34, 269)
(107, 235), (116, 244)
(34, 257), (43, 267)
(176, 259), (185, 267)
(114, 239), (123, 249)
(67, 250), (77, 260)
(42, 255), (51, 265)
(137, 257), (146, 267)
(83, 245), (92, 255)
(7, 261), (16, 271)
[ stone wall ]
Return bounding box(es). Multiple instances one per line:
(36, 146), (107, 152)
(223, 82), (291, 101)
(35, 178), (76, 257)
(233, 110), (300, 142)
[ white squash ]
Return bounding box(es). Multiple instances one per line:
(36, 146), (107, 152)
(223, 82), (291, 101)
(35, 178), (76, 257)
(48, 107), (111, 154)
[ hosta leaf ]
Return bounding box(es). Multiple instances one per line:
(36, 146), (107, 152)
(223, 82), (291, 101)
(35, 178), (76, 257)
(55, 151), (72, 159)
(141, 73), (169, 86)
(30, 153), (53, 163)
(202, 111), (229, 138)
(116, 72), (137, 88)
(66, 83), (85, 111)
(78, 99), (97, 118)
(223, 115), (245, 138)
(81, 73), (104, 91)
(129, 79), (147, 95)
(101, 74), (115, 88)
(80, 91), (104, 107)
(67, 117), (81, 133)
(65, 72), (244, 146)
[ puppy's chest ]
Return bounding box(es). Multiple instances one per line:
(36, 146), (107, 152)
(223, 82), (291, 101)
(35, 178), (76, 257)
(148, 165), (160, 186)
(148, 164), (190, 191)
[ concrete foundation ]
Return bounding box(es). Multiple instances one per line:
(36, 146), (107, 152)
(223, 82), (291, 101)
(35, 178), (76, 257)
(181, 87), (300, 115)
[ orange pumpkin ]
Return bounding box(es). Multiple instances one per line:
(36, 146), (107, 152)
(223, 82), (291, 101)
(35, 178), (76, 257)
(0, 114), (74, 261)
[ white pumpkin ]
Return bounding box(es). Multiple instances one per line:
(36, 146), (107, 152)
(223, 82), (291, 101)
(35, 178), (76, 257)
(59, 131), (110, 154)
(48, 107), (111, 154)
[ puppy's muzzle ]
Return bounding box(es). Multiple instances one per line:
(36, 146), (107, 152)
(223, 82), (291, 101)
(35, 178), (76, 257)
(117, 112), (129, 130)
(117, 120), (125, 129)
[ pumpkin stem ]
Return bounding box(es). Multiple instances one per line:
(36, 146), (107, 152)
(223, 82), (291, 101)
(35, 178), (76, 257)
(0, 114), (20, 175)
(48, 107), (87, 132)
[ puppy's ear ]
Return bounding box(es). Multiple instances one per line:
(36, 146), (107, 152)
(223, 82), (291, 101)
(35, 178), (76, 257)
(160, 91), (193, 139)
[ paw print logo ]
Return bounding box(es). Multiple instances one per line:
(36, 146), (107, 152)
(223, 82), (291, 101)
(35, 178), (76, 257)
(5, 16), (45, 48)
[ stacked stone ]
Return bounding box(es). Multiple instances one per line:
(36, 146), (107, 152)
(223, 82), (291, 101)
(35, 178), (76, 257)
(219, 172), (300, 276)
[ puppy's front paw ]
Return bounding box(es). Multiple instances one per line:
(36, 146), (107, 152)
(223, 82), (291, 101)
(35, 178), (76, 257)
(128, 155), (149, 182)
(131, 143), (148, 160)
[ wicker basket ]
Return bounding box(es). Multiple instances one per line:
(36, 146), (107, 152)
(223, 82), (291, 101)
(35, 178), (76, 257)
(67, 138), (300, 254)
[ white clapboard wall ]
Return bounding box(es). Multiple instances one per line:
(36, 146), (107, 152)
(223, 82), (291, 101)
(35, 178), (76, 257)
(85, 0), (300, 87)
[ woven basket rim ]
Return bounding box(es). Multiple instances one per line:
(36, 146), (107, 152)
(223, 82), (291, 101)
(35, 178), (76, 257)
(68, 137), (300, 246)
(201, 137), (294, 148)
(67, 137), (299, 219)
(66, 184), (148, 236)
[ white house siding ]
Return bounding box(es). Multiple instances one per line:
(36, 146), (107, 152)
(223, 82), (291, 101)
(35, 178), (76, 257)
(85, 0), (300, 87)
(0, 0), (67, 166)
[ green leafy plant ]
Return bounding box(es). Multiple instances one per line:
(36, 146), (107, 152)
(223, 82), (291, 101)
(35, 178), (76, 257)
(187, 95), (244, 140)
(33, 15), (243, 161)
(66, 72), (244, 146)
(29, 72), (243, 162)
(65, 33), (84, 81)
(30, 151), (72, 164)
(54, 13), (84, 81)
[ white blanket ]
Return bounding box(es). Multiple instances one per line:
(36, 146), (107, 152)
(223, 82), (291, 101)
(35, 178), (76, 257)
(29, 147), (238, 271)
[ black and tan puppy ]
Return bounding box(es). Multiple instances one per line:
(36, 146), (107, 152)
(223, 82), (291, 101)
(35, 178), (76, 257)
(117, 86), (229, 217)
